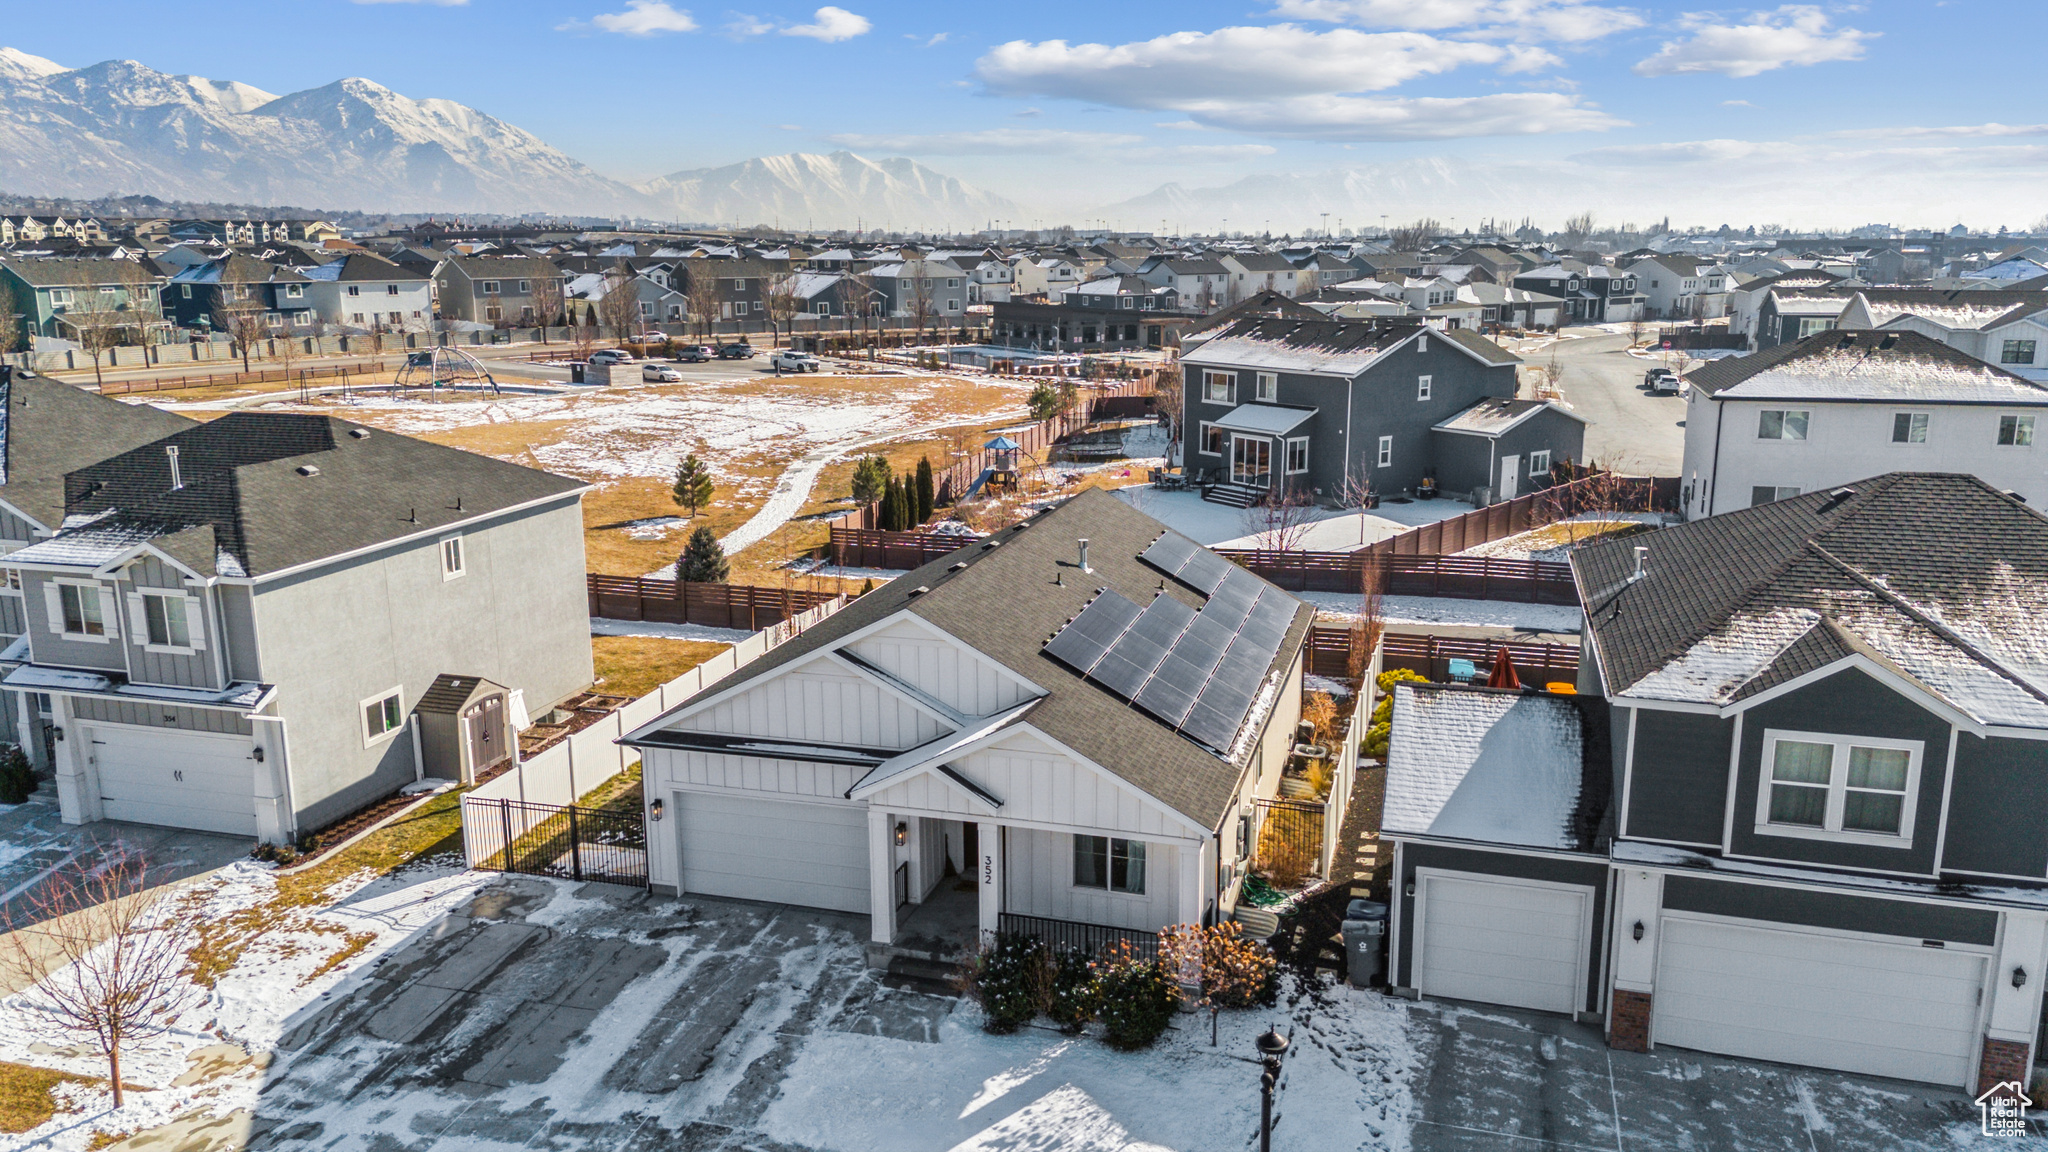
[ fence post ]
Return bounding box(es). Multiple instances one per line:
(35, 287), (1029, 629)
(499, 800), (513, 872)
(568, 805), (583, 881)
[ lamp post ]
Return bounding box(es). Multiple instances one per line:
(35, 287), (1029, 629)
(1256, 1024), (1288, 1152)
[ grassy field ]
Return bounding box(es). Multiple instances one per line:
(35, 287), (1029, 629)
(590, 635), (732, 699)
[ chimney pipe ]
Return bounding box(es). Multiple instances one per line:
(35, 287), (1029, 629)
(1628, 545), (1648, 584)
(165, 445), (182, 491)
(1077, 538), (1091, 573)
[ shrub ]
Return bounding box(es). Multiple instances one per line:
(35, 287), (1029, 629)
(0, 743), (34, 804)
(677, 527), (730, 583)
(1092, 943), (1176, 1050)
(968, 932), (1047, 1034)
(1045, 946), (1099, 1033)
(1202, 925), (1278, 1010)
(851, 455), (891, 506)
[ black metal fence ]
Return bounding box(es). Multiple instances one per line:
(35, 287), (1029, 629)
(1253, 798), (1327, 888)
(998, 913), (1160, 961)
(463, 796), (649, 888)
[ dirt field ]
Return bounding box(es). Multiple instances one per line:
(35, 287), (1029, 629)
(257, 370), (1039, 577)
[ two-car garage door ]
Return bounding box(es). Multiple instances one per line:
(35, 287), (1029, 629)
(675, 791), (870, 913)
(90, 725), (256, 836)
(1654, 918), (1987, 1087)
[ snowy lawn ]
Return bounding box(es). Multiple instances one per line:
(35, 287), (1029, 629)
(1458, 514), (1662, 564)
(1305, 594), (1585, 633)
(1114, 489), (1475, 550)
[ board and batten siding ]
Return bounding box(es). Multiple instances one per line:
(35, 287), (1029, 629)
(118, 556), (218, 690)
(675, 666), (942, 749)
(1005, 827), (1181, 933)
(21, 573), (128, 672)
(71, 695), (254, 736)
(650, 748), (867, 801)
(847, 620), (1037, 717)
(0, 589), (25, 638)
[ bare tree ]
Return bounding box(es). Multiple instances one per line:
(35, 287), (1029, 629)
(1346, 548), (1385, 683)
(684, 264), (723, 340)
(840, 274), (878, 352)
(0, 276), (21, 356)
(1561, 211), (1597, 246)
(212, 287), (266, 373)
(1240, 489), (1319, 551)
(66, 287), (127, 388)
(1, 847), (198, 1108)
(764, 273), (803, 349)
(1151, 363), (1183, 449)
(598, 261), (642, 343)
(908, 268), (938, 342)
(1389, 218), (1441, 251)
(529, 273), (565, 345)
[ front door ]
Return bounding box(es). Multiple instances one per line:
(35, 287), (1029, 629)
(1498, 454), (1520, 500)
(1231, 436), (1272, 487)
(464, 695), (506, 774)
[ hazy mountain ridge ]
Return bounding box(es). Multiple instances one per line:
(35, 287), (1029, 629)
(640, 151), (1018, 231)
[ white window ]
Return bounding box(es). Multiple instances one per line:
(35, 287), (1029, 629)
(1528, 449), (1551, 475)
(1755, 729), (1921, 845)
(1797, 317), (1832, 338)
(1891, 412), (1928, 444)
(1198, 422), (1224, 456)
(347, 285), (361, 297)
(1377, 435), (1393, 468)
(387, 284), (400, 296)
(2000, 339), (2036, 365)
(1256, 372), (1278, 403)
(1286, 436), (1309, 474)
(1417, 334), (1427, 353)
(947, 299), (961, 312)
(1750, 485), (1801, 506)
(480, 280), (500, 294)
(735, 279), (747, 292)
(441, 535), (465, 580)
(1417, 374), (1432, 401)
(1757, 409), (1809, 440)
(51, 581), (108, 640)
(1203, 371), (1236, 405)
(135, 590), (198, 650)
(362, 688), (404, 744)
(49, 288), (71, 306)
(351, 313), (364, 323)
(284, 284), (303, 298)
(518, 280), (531, 293)
(1998, 414), (2036, 447)
(1073, 835), (1146, 894)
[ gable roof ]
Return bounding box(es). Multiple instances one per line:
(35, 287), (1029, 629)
(1433, 397), (1584, 437)
(300, 252), (430, 283)
(632, 489), (1312, 826)
(1573, 473), (2048, 730)
(1682, 329), (2048, 403)
(0, 370), (195, 530)
(1180, 316), (1424, 376)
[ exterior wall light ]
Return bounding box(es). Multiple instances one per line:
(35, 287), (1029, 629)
(2015, 966), (2028, 989)
(649, 798), (664, 822)
(894, 821), (909, 847)
(1632, 920), (1646, 942)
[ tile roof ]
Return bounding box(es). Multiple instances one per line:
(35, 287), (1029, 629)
(1573, 473), (2048, 729)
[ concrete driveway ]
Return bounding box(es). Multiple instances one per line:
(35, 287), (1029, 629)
(1406, 998), (2027, 1150)
(0, 791), (251, 932)
(1540, 330), (1688, 474)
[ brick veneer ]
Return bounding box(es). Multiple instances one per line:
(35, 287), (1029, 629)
(1610, 989), (1652, 1053)
(1977, 1037), (2032, 1099)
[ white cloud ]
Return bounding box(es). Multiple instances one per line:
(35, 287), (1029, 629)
(1268, 0), (1643, 41)
(826, 128), (1144, 155)
(581, 0), (699, 35)
(1187, 91), (1623, 140)
(1835, 122), (2048, 139)
(1722, 98), (1753, 106)
(1173, 144), (1280, 159)
(783, 6), (870, 40)
(1633, 6), (1874, 78)
(725, 14), (775, 35)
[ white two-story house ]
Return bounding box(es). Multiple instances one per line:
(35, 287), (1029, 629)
(300, 252), (434, 333)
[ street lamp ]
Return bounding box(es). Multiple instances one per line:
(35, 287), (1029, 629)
(1256, 1025), (1289, 1152)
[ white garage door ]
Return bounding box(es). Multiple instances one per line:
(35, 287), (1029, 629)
(1655, 917), (1986, 1087)
(677, 791), (869, 913)
(1416, 872), (1590, 1015)
(91, 725), (256, 836)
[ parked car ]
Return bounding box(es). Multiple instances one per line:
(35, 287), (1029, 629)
(589, 349), (635, 366)
(770, 350), (821, 373)
(1644, 367), (1681, 394)
(642, 364), (684, 382)
(716, 343), (756, 360)
(674, 345), (714, 362)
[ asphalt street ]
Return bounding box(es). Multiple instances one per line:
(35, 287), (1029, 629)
(1536, 329), (1691, 476)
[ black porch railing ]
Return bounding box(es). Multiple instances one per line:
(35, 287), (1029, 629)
(997, 913), (1159, 961)
(463, 796), (649, 889)
(1252, 797), (1327, 888)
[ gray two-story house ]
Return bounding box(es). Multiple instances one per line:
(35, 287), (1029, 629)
(0, 376), (593, 844)
(1380, 473), (2048, 1097)
(1177, 317), (1585, 505)
(433, 254), (568, 327)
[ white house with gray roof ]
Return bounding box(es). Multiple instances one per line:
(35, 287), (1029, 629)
(0, 372), (592, 844)
(1679, 329), (2048, 517)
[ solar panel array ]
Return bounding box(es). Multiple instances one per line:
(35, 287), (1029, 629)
(1040, 531), (1298, 753)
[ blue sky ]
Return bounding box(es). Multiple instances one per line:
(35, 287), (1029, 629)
(7, 0), (2044, 228)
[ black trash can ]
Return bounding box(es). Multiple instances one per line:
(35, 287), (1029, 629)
(1342, 899), (1389, 988)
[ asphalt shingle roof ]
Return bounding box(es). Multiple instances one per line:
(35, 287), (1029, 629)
(0, 371), (195, 530)
(1682, 329), (2046, 401)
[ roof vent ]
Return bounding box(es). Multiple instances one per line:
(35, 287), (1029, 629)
(165, 445), (183, 491)
(350, 427), (371, 439)
(949, 561), (968, 571)
(1077, 538), (1092, 573)
(297, 465), (320, 477)
(1627, 545), (1648, 585)
(982, 539), (1002, 550)
(906, 585), (930, 597)
(1877, 333), (1899, 350)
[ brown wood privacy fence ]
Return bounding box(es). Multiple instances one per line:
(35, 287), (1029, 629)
(587, 575), (840, 630)
(930, 377), (1158, 506)
(98, 358), (403, 395)
(1216, 550), (1576, 604)
(1304, 626), (1579, 685)
(828, 528), (974, 570)
(1362, 470), (1672, 557)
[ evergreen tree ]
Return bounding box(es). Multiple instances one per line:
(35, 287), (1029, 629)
(851, 454), (891, 506)
(677, 526), (729, 583)
(914, 456), (935, 523)
(671, 452), (714, 517)
(894, 476), (915, 530)
(1027, 382), (1061, 422)
(878, 476), (905, 531)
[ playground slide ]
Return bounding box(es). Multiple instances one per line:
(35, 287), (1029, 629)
(961, 467), (995, 501)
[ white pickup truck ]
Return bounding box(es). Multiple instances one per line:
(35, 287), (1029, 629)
(770, 350), (821, 373)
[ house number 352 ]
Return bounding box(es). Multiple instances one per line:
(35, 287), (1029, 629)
(983, 855), (993, 884)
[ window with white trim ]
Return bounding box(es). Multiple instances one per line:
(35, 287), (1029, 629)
(1255, 372), (1278, 402)
(1285, 436), (1309, 474)
(347, 285), (361, 297)
(1891, 412), (1928, 444)
(441, 535), (466, 580)
(2001, 339), (2037, 365)
(1073, 835), (1146, 894)
(53, 581), (107, 639)
(1998, 414), (2036, 447)
(363, 688), (404, 744)
(1203, 371), (1236, 405)
(1416, 374), (1431, 401)
(1757, 409), (1809, 440)
(480, 280), (500, 294)
(1528, 449), (1551, 475)
(1377, 435), (1393, 468)
(138, 590), (194, 649)
(1199, 421), (1224, 456)
(1750, 485), (1800, 506)
(1755, 730), (1921, 844)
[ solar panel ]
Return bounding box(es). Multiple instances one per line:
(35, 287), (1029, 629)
(1134, 664), (1204, 727)
(1203, 570), (1262, 631)
(1138, 531), (1198, 579)
(1179, 696), (1243, 752)
(1177, 549), (1233, 594)
(1041, 591), (1142, 675)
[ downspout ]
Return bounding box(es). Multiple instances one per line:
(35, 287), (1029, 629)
(1706, 397), (1726, 516)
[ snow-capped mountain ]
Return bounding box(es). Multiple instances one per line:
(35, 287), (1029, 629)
(1096, 157), (1539, 232)
(640, 152), (1017, 232)
(0, 49), (645, 216)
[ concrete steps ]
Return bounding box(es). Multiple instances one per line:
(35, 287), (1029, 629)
(884, 953), (965, 995)
(1201, 481), (1263, 508)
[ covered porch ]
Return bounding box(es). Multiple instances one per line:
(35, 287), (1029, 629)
(1206, 402), (1315, 498)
